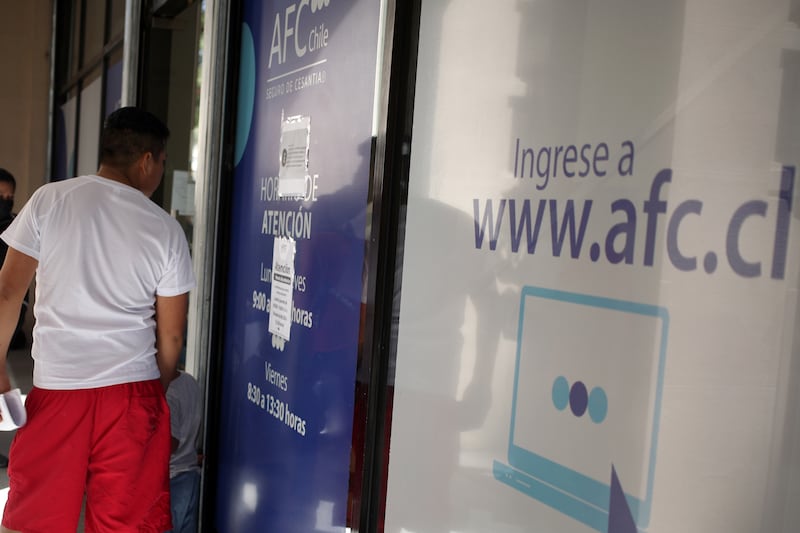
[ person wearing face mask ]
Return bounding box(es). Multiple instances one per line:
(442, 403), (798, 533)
(0, 170), (14, 219)
(0, 169), (27, 352)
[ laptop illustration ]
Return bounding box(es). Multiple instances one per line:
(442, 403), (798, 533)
(493, 286), (668, 533)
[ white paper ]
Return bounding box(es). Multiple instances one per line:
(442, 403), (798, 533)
(0, 389), (26, 431)
(171, 170), (195, 215)
(268, 236), (296, 341)
(278, 115), (310, 197)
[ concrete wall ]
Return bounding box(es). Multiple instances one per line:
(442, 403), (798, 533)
(0, 1), (53, 206)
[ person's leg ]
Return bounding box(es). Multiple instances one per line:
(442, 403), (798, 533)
(169, 471), (190, 531)
(169, 469), (200, 532)
(2, 388), (91, 532)
(185, 470), (200, 533)
(84, 380), (172, 533)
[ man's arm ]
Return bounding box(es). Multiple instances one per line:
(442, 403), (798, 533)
(155, 292), (188, 391)
(0, 249), (37, 393)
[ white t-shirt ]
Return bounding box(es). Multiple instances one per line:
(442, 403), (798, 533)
(167, 371), (202, 478)
(1, 175), (196, 389)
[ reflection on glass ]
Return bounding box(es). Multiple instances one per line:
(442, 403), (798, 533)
(384, 1), (800, 532)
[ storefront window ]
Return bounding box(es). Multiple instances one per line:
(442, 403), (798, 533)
(108, 0), (126, 42)
(82, 0), (106, 65)
(53, 0), (126, 182)
(384, 1), (800, 532)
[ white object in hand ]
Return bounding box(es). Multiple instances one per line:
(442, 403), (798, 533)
(0, 389), (26, 430)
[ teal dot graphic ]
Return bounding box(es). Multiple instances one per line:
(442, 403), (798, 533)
(588, 387), (608, 423)
(234, 23), (256, 167)
(552, 376), (569, 411)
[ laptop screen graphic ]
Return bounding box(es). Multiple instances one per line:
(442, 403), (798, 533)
(505, 286), (668, 529)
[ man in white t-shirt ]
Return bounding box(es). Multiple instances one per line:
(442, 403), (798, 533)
(166, 369), (202, 533)
(0, 107), (196, 533)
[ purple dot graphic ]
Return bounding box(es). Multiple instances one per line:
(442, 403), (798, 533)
(569, 381), (588, 417)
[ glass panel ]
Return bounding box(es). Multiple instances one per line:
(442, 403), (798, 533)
(104, 48), (123, 117)
(109, 0), (126, 42)
(384, 1), (800, 533)
(53, 1), (75, 92)
(211, 0), (383, 531)
(54, 91), (78, 181)
(190, 3), (204, 176)
(69, 0), (82, 75)
(82, 0), (107, 65)
(76, 70), (103, 176)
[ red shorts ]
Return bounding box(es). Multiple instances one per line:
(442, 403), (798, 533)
(2, 380), (172, 533)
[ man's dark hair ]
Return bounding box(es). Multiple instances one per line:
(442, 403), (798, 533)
(0, 168), (16, 191)
(99, 107), (170, 168)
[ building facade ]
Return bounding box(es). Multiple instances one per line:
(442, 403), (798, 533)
(2, 1), (800, 532)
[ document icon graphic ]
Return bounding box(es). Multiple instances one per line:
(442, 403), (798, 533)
(493, 286), (668, 532)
